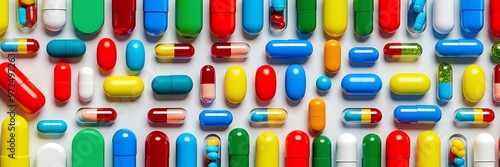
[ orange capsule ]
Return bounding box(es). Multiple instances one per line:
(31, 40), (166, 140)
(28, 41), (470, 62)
(308, 98), (326, 133)
(324, 40), (341, 74)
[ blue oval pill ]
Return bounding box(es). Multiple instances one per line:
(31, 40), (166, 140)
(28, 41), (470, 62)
(207, 152), (218, 160)
(413, 12), (426, 31)
(143, 0), (168, 36)
(46, 39), (86, 58)
(151, 75), (193, 95)
(341, 73), (382, 95)
(285, 64), (306, 102)
(394, 105), (442, 123)
(266, 40), (313, 58)
(206, 146), (218, 152)
(454, 157), (464, 165)
(208, 162), (218, 167)
(271, 0), (285, 11)
(435, 39), (483, 57)
(243, 0), (264, 35)
(112, 129), (137, 167)
(176, 133), (197, 167)
(18, 7), (27, 26)
(126, 39), (145, 73)
(37, 120), (67, 135)
(348, 47), (379, 63)
(199, 110), (233, 127)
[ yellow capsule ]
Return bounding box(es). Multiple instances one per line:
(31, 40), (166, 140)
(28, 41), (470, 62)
(324, 40), (341, 74)
(309, 98), (326, 133)
(224, 65), (247, 104)
(416, 131), (440, 167)
(256, 132), (279, 167)
(2, 115), (29, 167)
(462, 64), (485, 103)
(0, 0), (7, 35)
(103, 76), (145, 97)
(323, 0), (347, 37)
(390, 73), (431, 95)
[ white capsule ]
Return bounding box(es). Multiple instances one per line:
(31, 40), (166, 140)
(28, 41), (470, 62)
(474, 133), (495, 167)
(336, 133), (357, 167)
(42, 0), (67, 31)
(36, 143), (67, 167)
(78, 67), (94, 102)
(433, 0), (455, 34)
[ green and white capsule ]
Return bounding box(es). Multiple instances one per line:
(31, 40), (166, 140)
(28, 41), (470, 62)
(437, 63), (452, 102)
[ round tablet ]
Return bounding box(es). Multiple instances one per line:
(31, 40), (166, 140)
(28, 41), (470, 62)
(316, 76), (331, 92)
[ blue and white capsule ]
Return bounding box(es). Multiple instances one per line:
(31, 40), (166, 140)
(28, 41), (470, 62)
(394, 105), (442, 123)
(437, 63), (453, 102)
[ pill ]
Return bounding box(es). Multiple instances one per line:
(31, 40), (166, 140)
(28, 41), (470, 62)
(449, 134), (467, 166)
(342, 108), (382, 124)
(492, 43), (500, 59)
(206, 146), (218, 152)
(313, 136), (332, 167)
(266, 40), (313, 58)
(224, 65), (247, 104)
(143, 0), (168, 36)
(379, 0), (401, 33)
(296, 0), (316, 34)
(72, 129), (104, 167)
(454, 108), (494, 124)
(474, 133), (495, 167)
(201, 65), (216, 103)
(176, 133), (197, 167)
(151, 75), (193, 95)
(78, 67), (94, 102)
(316, 75), (331, 92)
(126, 39), (145, 73)
(323, 0), (347, 37)
(285, 130), (310, 166)
(363, 134), (381, 167)
(286, 64), (306, 102)
(494, 65), (500, 101)
(148, 108), (186, 124)
(433, 0), (455, 34)
(76, 108), (117, 124)
(269, 0), (287, 32)
(462, 64), (485, 103)
(17, 7), (27, 26)
(42, 0), (66, 31)
(413, 0), (425, 12)
(26, 5), (36, 26)
(103, 76), (144, 97)
(46, 39), (86, 58)
(341, 73), (382, 95)
(460, 0), (484, 34)
(0, 38), (40, 54)
(72, 0), (104, 34)
(390, 73), (430, 95)
(354, 0), (374, 37)
(112, 0), (136, 35)
(242, 0), (263, 35)
(416, 131), (440, 167)
(210, 0), (236, 38)
(17, 0), (37, 29)
(256, 132), (279, 167)
(211, 43), (249, 58)
(386, 130), (410, 167)
(36, 143), (66, 167)
(37, 120), (67, 135)
(112, 129), (137, 167)
(54, 62), (71, 103)
(394, 105), (442, 123)
(228, 128), (250, 166)
(0, 62), (45, 114)
(176, 0), (202, 37)
(407, 0), (427, 33)
(384, 43), (422, 59)
(204, 135), (221, 167)
(349, 47), (379, 63)
(96, 38), (117, 72)
(207, 138), (219, 146)
(145, 131), (169, 167)
(155, 43), (195, 59)
(207, 152), (218, 160)
(0, 0), (7, 34)
(1, 115), (28, 166)
(249, 108), (287, 125)
(309, 98), (326, 133)
(199, 110), (233, 127)
(412, 12), (426, 32)
(255, 65), (277, 102)
(208, 162), (218, 167)
(435, 39), (483, 57)
(324, 39), (341, 74)
(337, 133), (357, 167)
(437, 63), (453, 102)
(491, 0), (500, 37)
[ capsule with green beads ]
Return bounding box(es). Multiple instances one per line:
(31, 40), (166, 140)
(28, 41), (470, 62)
(354, 0), (373, 37)
(437, 63), (452, 102)
(492, 43), (500, 59)
(383, 43), (422, 59)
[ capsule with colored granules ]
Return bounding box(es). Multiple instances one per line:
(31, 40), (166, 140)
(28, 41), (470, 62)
(384, 43), (422, 58)
(342, 108), (382, 124)
(0, 38), (40, 54)
(155, 43), (195, 59)
(492, 43), (500, 59)
(437, 63), (452, 102)
(454, 108), (495, 124)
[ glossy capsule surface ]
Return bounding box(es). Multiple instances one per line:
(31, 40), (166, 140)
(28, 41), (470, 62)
(2, 115), (29, 167)
(324, 39), (341, 74)
(54, 62), (71, 103)
(462, 64), (485, 103)
(313, 136), (331, 167)
(474, 133), (496, 166)
(433, 0), (455, 34)
(363, 134), (381, 167)
(379, 0), (401, 33)
(416, 131), (440, 167)
(145, 131), (169, 167)
(461, 0), (484, 33)
(491, 0), (500, 37)
(211, 43), (249, 58)
(342, 108), (382, 124)
(76, 108), (117, 124)
(97, 38), (117, 72)
(0, 38), (40, 54)
(354, 0), (374, 37)
(454, 108), (494, 124)
(0, 0), (7, 35)
(309, 98), (325, 133)
(72, 0), (104, 34)
(46, 39), (86, 58)
(103, 76), (144, 97)
(492, 43), (500, 59)
(204, 134), (221, 167)
(242, 0), (263, 35)
(201, 65), (216, 103)
(199, 110), (233, 127)
(341, 73), (382, 95)
(285, 64), (306, 102)
(494, 65), (500, 102)
(37, 120), (67, 135)
(151, 75), (193, 95)
(249, 108), (287, 125)
(394, 105), (442, 124)
(112, 0), (136, 35)
(349, 47), (379, 63)
(224, 65), (247, 104)
(448, 134), (467, 167)
(296, 0), (316, 34)
(390, 73), (431, 95)
(407, 0), (427, 33)
(435, 39), (483, 57)
(143, 0), (168, 37)
(384, 43), (422, 58)
(148, 108), (186, 124)
(176, 0), (202, 38)
(269, 0), (287, 32)
(323, 0), (347, 37)
(386, 130), (410, 167)
(285, 130), (310, 167)
(266, 40), (313, 58)
(42, 0), (67, 32)
(228, 128), (249, 167)
(256, 132), (279, 167)
(176, 133), (197, 167)
(16, 0), (37, 29)
(155, 43), (195, 59)
(255, 65), (276, 102)
(210, 0), (236, 38)
(437, 63), (452, 102)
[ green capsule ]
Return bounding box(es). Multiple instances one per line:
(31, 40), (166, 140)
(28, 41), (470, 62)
(313, 135), (331, 167)
(491, 43), (500, 59)
(72, 129), (104, 167)
(176, 0), (203, 38)
(354, 0), (374, 37)
(296, 0), (317, 34)
(384, 43), (422, 58)
(228, 128), (249, 167)
(362, 133), (381, 167)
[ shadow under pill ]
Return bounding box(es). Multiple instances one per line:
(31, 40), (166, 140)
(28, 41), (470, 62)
(342, 93), (377, 100)
(394, 122), (435, 129)
(153, 93), (189, 101)
(349, 61), (376, 67)
(390, 92), (424, 101)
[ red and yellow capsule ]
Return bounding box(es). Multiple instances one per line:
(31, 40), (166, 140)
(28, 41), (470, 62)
(342, 108), (382, 124)
(0, 38), (40, 54)
(155, 43), (195, 59)
(454, 108), (495, 124)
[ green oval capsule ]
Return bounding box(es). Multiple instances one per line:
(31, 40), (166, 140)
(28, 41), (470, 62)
(296, 0), (316, 34)
(354, 0), (374, 37)
(313, 135), (331, 167)
(492, 43), (500, 59)
(72, 128), (104, 167)
(176, 0), (203, 38)
(362, 133), (381, 167)
(228, 128), (250, 167)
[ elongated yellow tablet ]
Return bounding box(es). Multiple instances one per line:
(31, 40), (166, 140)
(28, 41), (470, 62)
(462, 64), (485, 103)
(256, 132), (279, 167)
(390, 73), (431, 95)
(416, 131), (440, 167)
(103, 76), (145, 97)
(0, 0), (8, 34)
(224, 65), (247, 104)
(323, 0), (347, 37)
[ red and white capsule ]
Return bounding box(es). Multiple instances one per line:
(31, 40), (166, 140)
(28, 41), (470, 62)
(211, 42), (250, 58)
(76, 108), (117, 124)
(201, 65), (216, 103)
(54, 62), (71, 103)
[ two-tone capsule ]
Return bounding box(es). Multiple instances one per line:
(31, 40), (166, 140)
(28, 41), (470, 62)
(384, 43), (422, 59)
(211, 43), (249, 58)
(0, 38), (40, 54)
(201, 65), (216, 103)
(494, 65), (500, 102)
(148, 108), (186, 124)
(155, 43), (194, 59)
(249, 108), (287, 125)
(76, 108), (117, 124)
(269, 0), (287, 32)
(342, 108), (382, 124)
(449, 134), (467, 167)
(437, 63), (453, 102)
(454, 108), (495, 124)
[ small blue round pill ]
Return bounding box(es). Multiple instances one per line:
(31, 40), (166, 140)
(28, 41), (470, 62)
(316, 76), (331, 92)
(454, 157), (464, 165)
(206, 146), (218, 152)
(208, 162), (218, 167)
(207, 152), (218, 160)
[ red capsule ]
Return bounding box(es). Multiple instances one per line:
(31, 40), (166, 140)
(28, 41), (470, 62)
(27, 5), (37, 26)
(378, 0), (401, 33)
(211, 43), (250, 58)
(494, 65), (500, 102)
(54, 62), (71, 103)
(146, 131), (170, 167)
(0, 62), (45, 114)
(255, 65), (276, 102)
(274, 22), (286, 29)
(386, 130), (410, 167)
(210, 0), (236, 38)
(76, 108), (117, 123)
(285, 130), (310, 167)
(97, 38), (117, 72)
(148, 108), (186, 124)
(200, 65), (216, 103)
(112, 0), (136, 35)
(490, 0), (500, 37)
(271, 14), (284, 23)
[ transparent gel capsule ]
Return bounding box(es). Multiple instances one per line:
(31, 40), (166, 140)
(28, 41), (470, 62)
(448, 134), (467, 166)
(437, 63), (452, 102)
(204, 134), (221, 167)
(384, 43), (422, 59)
(342, 108), (382, 124)
(407, 0), (427, 34)
(17, 0), (37, 30)
(269, 0), (287, 32)
(76, 108), (117, 124)
(0, 38), (40, 54)
(454, 108), (495, 124)
(249, 108), (287, 125)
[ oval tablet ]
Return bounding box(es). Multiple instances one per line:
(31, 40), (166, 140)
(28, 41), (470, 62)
(349, 47), (379, 63)
(126, 39), (145, 73)
(324, 39), (341, 74)
(462, 64), (485, 103)
(435, 39), (483, 57)
(309, 98), (326, 133)
(341, 73), (382, 95)
(266, 40), (313, 58)
(54, 62), (71, 103)
(78, 67), (94, 102)
(199, 110), (233, 127)
(42, 0), (67, 31)
(97, 38), (117, 72)
(37, 120), (67, 135)
(285, 64), (306, 102)
(224, 65), (247, 104)
(36, 143), (66, 167)
(103, 76), (144, 97)
(394, 105), (442, 123)
(390, 73), (430, 95)
(255, 65), (276, 102)
(72, 0), (104, 34)
(46, 39), (86, 58)
(151, 75), (193, 95)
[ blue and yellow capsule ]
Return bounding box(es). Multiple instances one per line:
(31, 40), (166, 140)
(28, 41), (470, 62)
(437, 63), (452, 102)
(249, 108), (287, 125)
(342, 108), (382, 124)
(454, 108), (495, 124)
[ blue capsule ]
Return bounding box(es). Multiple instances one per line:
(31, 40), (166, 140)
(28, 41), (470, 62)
(413, 12), (426, 31)
(460, 0), (484, 33)
(285, 64), (306, 102)
(341, 74), (382, 95)
(126, 39), (145, 73)
(243, 0), (264, 35)
(349, 47), (379, 63)
(176, 133), (197, 167)
(412, 0), (426, 12)
(266, 40), (313, 58)
(435, 39), (483, 57)
(18, 7), (27, 26)
(394, 105), (442, 123)
(199, 110), (233, 127)
(37, 120), (67, 135)
(143, 0), (168, 36)
(206, 146), (218, 152)
(207, 152), (218, 160)
(112, 129), (137, 167)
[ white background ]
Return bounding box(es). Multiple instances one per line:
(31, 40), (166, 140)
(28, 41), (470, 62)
(1, 0), (499, 166)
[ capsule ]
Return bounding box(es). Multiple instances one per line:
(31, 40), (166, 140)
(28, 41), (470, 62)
(42, 0), (67, 31)
(492, 43), (500, 59)
(491, 0), (500, 37)
(103, 76), (144, 97)
(242, 0), (263, 35)
(390, 73), (431, 95)
(437, 63), (452, 102)
(461, 0), (484, 34)
(266, 40), (313, 58)
(462, 64), (485, 103)
(433, 0), (455, 34)
(494, 65), (500, 101)
(448, 134), (467, 167)
(204, 134), (221, 167)
(46, 39), (86, 58)
(145, 131), (169, 167)
(269, 0), (287, 32)
(210, 0), (236, 38)
(72, 0), (104, 34)
(112, 0), (136, 35)
(454, 108), (494, 124)
(296, 0), (316, 34)
(151, 75), (193, 95)
(37, 120), (67, 135)
(224, 65), (247, 104)
(308, 98), (326, 133)
(112, 129), (137, 167)
(72, 129), (105, 167)
(256, 132), (279, 167)
(394, 105), (442, 124)
(16, 0), (37, 29)
(155, 43), (195, 59)
(0, 62), (46, 114)
(76, 108), (117, 124)
(143, 0), (168, 36)
(324, 39), (341, 74)
(255, 65), (277, 102)
(379, 0), (401, 33)
(0, 38), (40, 54)
(323, 0), (347, 37)
(337, 133), (357, 167)
(201, 65), (216, 103)
(342, 108), (382, 124)
(96, 38), (117, 72)
(285, 130), (310, 167)
(176, 0), (202, 37)
(211, 43), (249, 58)
(0, 0), (7, 34)
(126, 39), (145, 73)
(78, 67), (94, 102)
(407, 0), (427, 33)
(474, 133), (495, 167)
(285, 64), (306, 102)
(199, 110), (233, 127)
(36, 143), (66, 167)
(249, 108), (287, 125)
(384, 43), (422, 59)
(176, 133), (197, 167)
(386, 130), (410, 167)
(313, 136), (332, 167)
(363, 134), (381, 167)
(54, 62), (71, 103)
(341, 74), (382, 95)
(1, 115), (29, 167)
(349, 47), (379, 63)
(147, 108), (186, 124)
(435, 39), (483, 57)
(228, 128), (249, 167)
(354, 0), (374, 37)
(416, 131), (440, 167)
